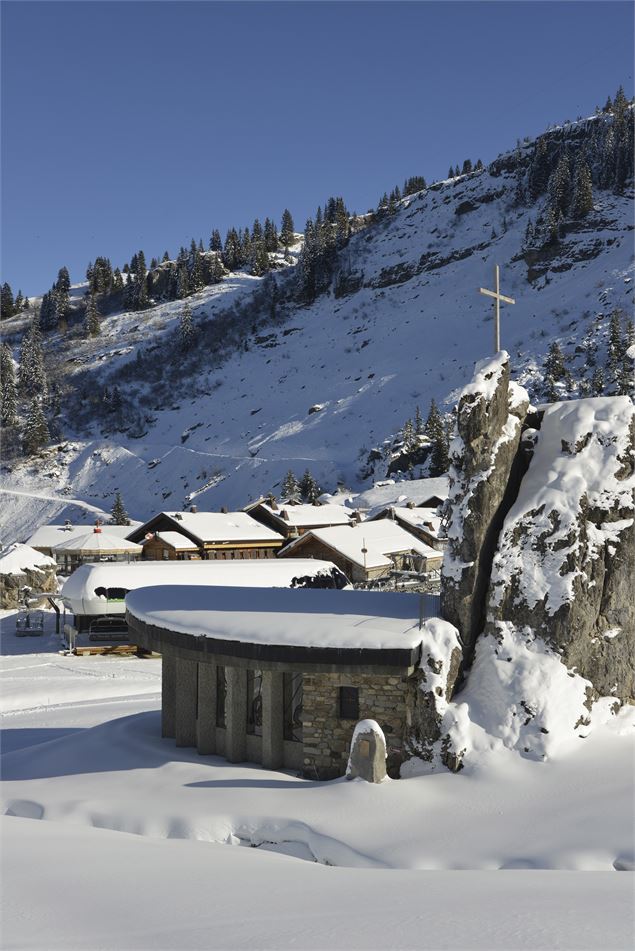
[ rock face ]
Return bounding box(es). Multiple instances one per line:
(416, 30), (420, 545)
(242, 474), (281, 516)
(487, 396), (635, 702)
(405, 618), (463, 771)
(441, 351), (529, 660)
(437, 357), (635, 765)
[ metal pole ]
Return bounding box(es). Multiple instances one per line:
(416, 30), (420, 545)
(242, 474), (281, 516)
(494, 264), (500, 352)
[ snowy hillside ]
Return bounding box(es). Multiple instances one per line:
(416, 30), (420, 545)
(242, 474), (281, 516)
(1, 113), (633, 542)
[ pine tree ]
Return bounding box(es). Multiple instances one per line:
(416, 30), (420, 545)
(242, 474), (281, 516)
(111, 491), (131, 525)
(281, 470), (300, 501)
(544, 341), (566, 381)
(18, 323), (47, 397)
(56, 266), (71, 295)
(402, 418), (415, 450)
(462, 159), (473, 175)
(425, 399), (450, 476)
(299, 469), (321, 502)
(179, 301), (195, 349)
(414, 404), (424, 435)
(84, 294), (101, 337)
(280, 209), (295, 249)
(607, 309), (626, 388)
(0, 343), (18, 426)
(571, 154), (593, 218)
(1, 282), (15, 319)
(22, 398), (50, 454)
(591, 366), (605, 396)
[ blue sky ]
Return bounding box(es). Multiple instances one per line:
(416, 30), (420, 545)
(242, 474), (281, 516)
(1, 0), (633, 296)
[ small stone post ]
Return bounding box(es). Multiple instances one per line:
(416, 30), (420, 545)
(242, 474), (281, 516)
(346, 719), (387, 783)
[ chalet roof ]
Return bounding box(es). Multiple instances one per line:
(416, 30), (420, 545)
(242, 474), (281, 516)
(351, 477), (450, 513)
(53, 530), (143, 554)
(367, 506), (443, 536)
(144, 531), (198, 550)
(282, 520), (440, 571)
(25, 522), (142, 549)
(128, 511), (283, 546)
(252, 501), (353, 529)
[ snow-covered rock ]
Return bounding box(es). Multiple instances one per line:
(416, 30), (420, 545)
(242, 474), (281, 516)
(0, 543), (58, 608)
(440, 351), (530, 658)
(486, 395), (635, 706)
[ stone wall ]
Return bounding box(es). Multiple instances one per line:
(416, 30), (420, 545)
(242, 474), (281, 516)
(302, 672), (409, 779)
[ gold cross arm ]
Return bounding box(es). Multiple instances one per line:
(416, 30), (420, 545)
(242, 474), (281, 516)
(479, 286), (515, 305)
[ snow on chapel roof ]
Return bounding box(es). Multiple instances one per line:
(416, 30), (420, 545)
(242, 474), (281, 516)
(126, 585), (440, 652)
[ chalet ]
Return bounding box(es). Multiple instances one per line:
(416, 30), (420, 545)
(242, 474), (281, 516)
(278, 519), (443, 583)
(366, 505), (447, 551)
(245, 498), (353, 540)
(53, 526), (143, 574)
(25, 520), (142, 559)
(352, 476), (449, 514)
(140, 531), (201, 561)
(126, 510), (283, 560)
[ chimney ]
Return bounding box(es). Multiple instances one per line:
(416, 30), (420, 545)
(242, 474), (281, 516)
(407, 501), (416, 509)
(94, 525), (102, 534)
(281, 509), (290, 521)
(270, 499), (278, 511)
(220, 506), (228, 514)
(190, 504), (198, 513)
(352, 511), (362, 524)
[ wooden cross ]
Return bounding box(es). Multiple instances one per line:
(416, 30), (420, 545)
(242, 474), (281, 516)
(479, 264), (515, 353)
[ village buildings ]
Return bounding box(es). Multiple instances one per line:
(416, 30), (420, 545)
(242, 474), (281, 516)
(126, 510), (284, 560)
(278, 519), (443, 583)
(244, 499), (354, 539)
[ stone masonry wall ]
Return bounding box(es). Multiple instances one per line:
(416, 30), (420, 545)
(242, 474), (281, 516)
(302, 672), (408, 779)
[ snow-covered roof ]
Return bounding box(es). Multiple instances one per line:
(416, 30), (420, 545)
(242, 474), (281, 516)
(53, 530), (143, 554)
(144, 531), (198, 550)
(25, 523), (141, 549)
(350, 477), (449, 513)
(60, 559), (349, 604)
(283, 520), (441, 570)
(253, 502), (353, 528)
(126, 585), (439, 652)
(0, 543), (56, 576)
(131, 512), (283, 545)
(368, 506), (443, 535)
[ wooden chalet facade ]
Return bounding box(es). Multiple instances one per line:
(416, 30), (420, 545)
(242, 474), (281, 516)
(126, 510), (284, 560)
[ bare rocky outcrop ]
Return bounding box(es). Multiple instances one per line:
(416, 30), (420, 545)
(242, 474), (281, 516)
(486, 396), (635, 702)
(441, 351), (530, 661)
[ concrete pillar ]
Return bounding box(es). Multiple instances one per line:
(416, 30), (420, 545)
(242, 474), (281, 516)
(175, 658), (198, 747)
(225, 666), (247, 763)
(196, 662), (217, 755)
(161, 655), (176, 739)
(262, 670), (284, 770)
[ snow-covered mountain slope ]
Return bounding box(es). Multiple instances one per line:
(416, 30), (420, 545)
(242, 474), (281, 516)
(2, 123), (633, 542)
